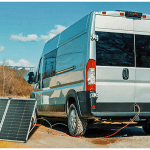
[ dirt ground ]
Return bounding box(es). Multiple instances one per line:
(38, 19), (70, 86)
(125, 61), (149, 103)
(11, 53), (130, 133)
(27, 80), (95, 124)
(0, 119), (150, 148)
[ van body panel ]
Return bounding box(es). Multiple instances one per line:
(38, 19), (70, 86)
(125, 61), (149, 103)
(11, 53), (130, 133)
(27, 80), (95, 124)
(42, 35), (60, 56)
(95, 15), (133, 31)
(56, 33), (87, 72)
(95, 28), (135, 111)
(89, 12), (96, 60)
(37, 83), (84, 115)
(134, 19), (150, 33)
(135, 68), (150, 103)
(34, 12), (92, 117)
(96, 66), (135, 103)
(35, 91), (42, 105)
(43, 78), (50, 88)
(43, 68), (84, 89)
(133, 29), (150, 105)
(58, 15), (89, 46)
(135, 82), (150, 103)
(50, 68), (84, 89)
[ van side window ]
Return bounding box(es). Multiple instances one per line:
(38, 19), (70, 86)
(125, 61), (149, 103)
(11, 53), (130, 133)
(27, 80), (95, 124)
(96, 32), (134, 67)
(42, 49), (57, 79)
(136, 35), (150, 68)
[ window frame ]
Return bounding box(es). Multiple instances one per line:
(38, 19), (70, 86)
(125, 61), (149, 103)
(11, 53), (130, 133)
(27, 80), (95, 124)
(35, 57), (43, 83)
(135, 34), (150, 68)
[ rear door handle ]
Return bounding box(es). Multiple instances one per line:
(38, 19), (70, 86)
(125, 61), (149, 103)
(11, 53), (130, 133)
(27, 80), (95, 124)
(122, 68), (129, 80)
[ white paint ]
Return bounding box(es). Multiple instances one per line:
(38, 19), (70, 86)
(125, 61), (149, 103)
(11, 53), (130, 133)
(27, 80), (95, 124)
(95, 15), (133, 31)
(96, 66), (135, 103)
(42, 95), (49, 104)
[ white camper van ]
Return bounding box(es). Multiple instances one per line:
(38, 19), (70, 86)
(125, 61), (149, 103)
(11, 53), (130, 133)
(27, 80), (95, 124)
(28, 11), (150, 136)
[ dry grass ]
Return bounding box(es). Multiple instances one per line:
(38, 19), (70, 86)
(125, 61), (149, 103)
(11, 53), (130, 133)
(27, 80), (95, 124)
(0, 65), (33, 98)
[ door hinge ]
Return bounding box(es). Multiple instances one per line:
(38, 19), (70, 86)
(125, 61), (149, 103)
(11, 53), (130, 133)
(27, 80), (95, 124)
(91, 34), (99, 41)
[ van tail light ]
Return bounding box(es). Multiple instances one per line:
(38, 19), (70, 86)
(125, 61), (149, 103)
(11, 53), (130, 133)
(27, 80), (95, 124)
(102, 11), (106, 15)
(86, 59), (96, 91)
(133, 12), (137, 16)
(120, 12), (124, 16)
(142, 15), (146, 18)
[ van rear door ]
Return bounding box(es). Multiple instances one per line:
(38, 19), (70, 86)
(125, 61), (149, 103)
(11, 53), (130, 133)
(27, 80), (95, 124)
(95, 15), (135, 114)
(95, 31), (135, 114)
(134, 19), (150, 112)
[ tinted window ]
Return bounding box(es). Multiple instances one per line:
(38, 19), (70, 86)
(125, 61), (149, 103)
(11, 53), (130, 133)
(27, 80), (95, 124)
(96, 32), (134, 67)
(136, 35), (150, 68)
(42, 49), (57, 79)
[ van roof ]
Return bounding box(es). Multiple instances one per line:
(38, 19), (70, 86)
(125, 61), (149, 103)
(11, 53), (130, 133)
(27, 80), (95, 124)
(95, 10), (150, 20)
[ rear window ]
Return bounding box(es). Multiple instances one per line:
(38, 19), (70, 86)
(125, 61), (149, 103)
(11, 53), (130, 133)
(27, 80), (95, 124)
(136, 35), (150, 68)
(96, 31), (134, 67)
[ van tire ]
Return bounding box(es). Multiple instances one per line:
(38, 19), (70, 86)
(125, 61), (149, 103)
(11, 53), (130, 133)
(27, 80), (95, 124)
(68, 103), (87, 136)
(143, 121), (150, 134)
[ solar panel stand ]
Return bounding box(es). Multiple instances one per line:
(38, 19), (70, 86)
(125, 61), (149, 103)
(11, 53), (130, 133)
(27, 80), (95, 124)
(28, 110), (37, 134)
(25, 100), (37, 142)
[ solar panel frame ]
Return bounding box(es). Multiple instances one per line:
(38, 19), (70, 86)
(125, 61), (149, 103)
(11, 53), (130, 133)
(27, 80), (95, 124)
(0, 98), (10, 132)
(0, 98), (37, 143)
(0, 98), (9, 122)
(0, 99), (8, 123)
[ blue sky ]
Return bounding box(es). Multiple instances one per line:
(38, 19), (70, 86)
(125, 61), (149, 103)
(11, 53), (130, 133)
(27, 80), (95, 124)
(0, 2), (150, 68)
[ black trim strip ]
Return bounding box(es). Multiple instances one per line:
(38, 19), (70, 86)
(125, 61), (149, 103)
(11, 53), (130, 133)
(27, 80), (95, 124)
(58, 32), (86, 49)
(95, 103), (134, 112)
(95, 102), (150, 113)
(92, 112), (150, 117)
(56, 66), (76, 75)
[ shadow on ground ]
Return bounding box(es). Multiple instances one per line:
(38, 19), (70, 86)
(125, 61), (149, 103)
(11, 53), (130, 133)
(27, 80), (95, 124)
(28, 126), (40, 140)
(30, 117), (149, 139)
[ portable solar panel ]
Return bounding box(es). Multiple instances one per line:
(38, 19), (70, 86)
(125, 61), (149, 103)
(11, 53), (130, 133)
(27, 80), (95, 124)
(0, 98), (37, 143)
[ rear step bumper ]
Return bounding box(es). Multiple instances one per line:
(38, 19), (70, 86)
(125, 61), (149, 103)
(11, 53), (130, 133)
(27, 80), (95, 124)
(91, 102), (150, 119)
(92, 112), (150, 117)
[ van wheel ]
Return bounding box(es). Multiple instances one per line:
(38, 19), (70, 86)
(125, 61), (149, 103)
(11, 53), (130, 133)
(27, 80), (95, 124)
(143, 121), (150, 134)
(68, 103), (87, 136)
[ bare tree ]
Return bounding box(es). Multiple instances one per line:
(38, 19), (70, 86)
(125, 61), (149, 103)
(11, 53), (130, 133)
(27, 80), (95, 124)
(2, 60), (8, 97)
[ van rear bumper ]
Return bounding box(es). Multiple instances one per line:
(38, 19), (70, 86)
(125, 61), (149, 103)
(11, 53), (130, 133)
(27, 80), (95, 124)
(92, 102), (150, 119)
(94, 102), (150, 113)
(92, 112), (150, 118)
(76, 91), (150, 119)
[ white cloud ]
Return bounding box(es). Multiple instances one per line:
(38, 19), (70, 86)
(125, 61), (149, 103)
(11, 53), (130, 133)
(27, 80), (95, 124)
(10, 25), (67, 42)
(10, 33), (38, 42)
(40, 25), (67, 42)
(0, 46), (4, 51)
(0, 59), (34, 67)
(16, 59), (34, 67)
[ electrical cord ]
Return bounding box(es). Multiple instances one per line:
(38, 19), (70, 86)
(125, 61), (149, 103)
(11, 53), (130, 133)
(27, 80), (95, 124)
(37, 118), (52, 128)
(99, 104), (140, 138)
(36, 118), (67, 129)
(31, 104), (140, 138)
